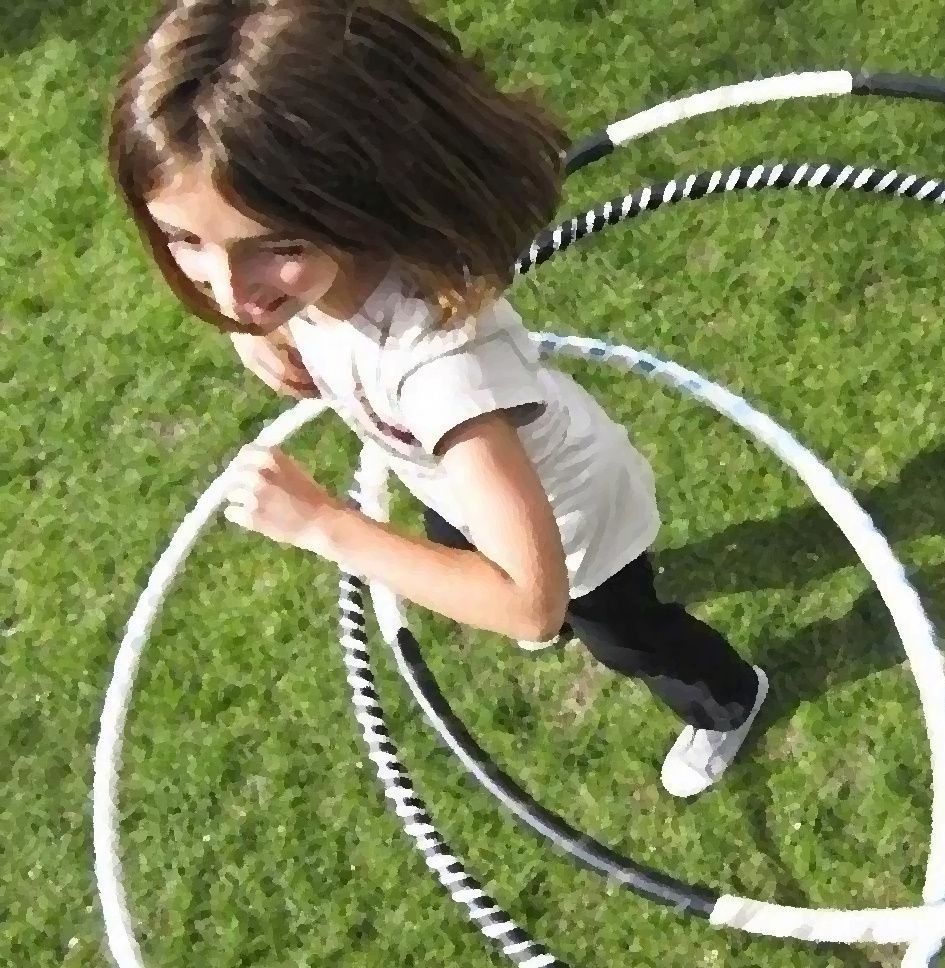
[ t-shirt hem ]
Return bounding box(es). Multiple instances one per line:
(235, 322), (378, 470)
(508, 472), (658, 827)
(567, 515), (662, 599)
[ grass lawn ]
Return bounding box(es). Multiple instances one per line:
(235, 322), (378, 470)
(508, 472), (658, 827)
(3, 0), (945, 965)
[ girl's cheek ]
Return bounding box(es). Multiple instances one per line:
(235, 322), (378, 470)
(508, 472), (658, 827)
(277, 256), (334, 298)
(277, 258), (305, 289)
(165, 244), (334, 303)
(168, 244), (216, 289)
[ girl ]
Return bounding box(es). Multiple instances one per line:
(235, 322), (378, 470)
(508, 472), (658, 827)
(108, 0), (767, 798)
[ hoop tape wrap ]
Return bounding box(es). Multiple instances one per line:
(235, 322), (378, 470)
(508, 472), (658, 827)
(94, 68), (945, 967)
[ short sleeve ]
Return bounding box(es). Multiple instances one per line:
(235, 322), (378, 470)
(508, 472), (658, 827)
(396, 324), (547, 455)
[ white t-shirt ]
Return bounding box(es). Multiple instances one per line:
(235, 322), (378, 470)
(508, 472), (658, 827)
(287, 262), (661, 597)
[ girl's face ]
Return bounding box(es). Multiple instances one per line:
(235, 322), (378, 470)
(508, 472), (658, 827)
(145, 162), (346, 332)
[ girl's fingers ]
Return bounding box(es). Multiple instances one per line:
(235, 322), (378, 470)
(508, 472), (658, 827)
(225, 469), (259, 493)
(228, 449), (273, 484)
(226, 487), (258, 510)
(223, 505), (252, 527)
(236, 446), (272, 466)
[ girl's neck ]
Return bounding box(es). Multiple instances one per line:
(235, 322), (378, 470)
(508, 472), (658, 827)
(310, 256), (393, 323)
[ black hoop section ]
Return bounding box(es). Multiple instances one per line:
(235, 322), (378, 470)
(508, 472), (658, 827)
(393, 624), (719, 914)
(851, 71), (945, 103)
(563, 131), (614, 176)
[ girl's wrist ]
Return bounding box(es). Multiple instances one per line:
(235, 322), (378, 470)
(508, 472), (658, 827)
(294, 501), (347, 559)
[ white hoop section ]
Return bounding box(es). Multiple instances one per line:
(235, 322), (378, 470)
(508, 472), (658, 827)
(94, 333), (945, 964)
(608, 71), (853, 145)
(92, 397), (330, 968)
(95, 68), (945, 967)
(562, 69), (945, 172)
(354, 331), (945, 946)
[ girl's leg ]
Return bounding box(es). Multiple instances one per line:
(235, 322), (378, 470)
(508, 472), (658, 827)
(566, 554), (760, 733)
(422, 503), (764, 794)
(422, 505), (476, 551)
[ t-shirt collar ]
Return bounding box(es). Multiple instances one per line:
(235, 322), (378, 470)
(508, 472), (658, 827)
(298, 260), (401, 327)
(351, 260), (403, 328)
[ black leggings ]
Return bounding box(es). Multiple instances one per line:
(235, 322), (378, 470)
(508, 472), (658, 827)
(422, 505), (759, 732)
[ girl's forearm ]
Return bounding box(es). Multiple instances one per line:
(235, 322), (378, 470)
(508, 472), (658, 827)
(298, 506), (556, 641)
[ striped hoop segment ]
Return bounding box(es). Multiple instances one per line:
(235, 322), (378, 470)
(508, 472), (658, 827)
(518, 160), (945, 276)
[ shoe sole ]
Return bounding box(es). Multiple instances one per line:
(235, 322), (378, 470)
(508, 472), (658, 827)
(518, 635), (563, 651)
(517, 626), (575, 651)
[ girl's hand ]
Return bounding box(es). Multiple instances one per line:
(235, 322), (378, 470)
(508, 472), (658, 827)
(222, 444), (343, 551)
(229, 325), (320, 400)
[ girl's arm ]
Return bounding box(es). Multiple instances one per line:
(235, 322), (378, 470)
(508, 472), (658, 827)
(305, 411), (570, 642)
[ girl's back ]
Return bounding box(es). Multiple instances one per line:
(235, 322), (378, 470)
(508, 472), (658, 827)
(287, 260), (660, 597)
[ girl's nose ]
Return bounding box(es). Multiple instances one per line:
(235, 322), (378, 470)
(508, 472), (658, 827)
(202, 246), (291, 318)
(228, 258), (280, 306)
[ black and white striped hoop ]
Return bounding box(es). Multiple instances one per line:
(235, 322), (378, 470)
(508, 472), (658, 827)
(95, 70), (945, 968)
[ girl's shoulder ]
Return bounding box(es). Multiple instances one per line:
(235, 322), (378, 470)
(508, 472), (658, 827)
(377, 286), (542, 405)
(384, 276), (523, 348)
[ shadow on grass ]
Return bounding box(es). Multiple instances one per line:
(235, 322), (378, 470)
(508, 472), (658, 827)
(710, 562), (944, 967)
(0, 0), (98, 56)
(645, 440), (945, 966)
(653, 439), (945, 606)
(650, 435), (945, 730)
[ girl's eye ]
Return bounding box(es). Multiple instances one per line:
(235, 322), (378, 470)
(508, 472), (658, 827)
(165, 232), (306, 254)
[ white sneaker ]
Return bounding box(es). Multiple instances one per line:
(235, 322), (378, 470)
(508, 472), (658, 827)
(660, 665), (768, 798)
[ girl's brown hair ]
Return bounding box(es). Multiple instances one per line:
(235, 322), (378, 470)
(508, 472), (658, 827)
(107, 0), (571, 334)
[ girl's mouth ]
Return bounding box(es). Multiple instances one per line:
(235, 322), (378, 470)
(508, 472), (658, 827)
(243, 295), (289, 317)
